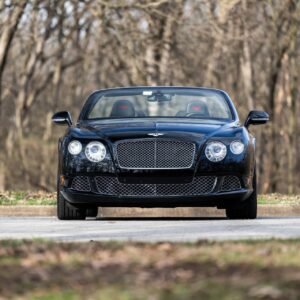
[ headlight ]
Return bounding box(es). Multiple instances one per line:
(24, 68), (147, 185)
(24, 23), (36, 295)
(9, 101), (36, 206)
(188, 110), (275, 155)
(85, 141), (106, 162)
(205, 141), (227, 162)
(230, 141), (245, 155)
(68, 140), (82, 155)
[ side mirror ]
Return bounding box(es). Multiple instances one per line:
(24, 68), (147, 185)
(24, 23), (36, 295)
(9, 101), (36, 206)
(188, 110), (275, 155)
(52, 111), (72, 126)
(244, 110), (269, 128)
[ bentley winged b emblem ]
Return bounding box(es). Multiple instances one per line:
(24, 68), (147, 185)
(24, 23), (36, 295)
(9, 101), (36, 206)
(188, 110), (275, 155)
(147, 133), (164, 137)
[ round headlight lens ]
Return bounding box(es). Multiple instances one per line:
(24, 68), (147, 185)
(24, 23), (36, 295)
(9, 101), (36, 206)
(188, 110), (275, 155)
(85, 141), (106, 162)
(205, 141), (227, 162)
(230, 141), (245, 155)
(68, 140), (82, 155)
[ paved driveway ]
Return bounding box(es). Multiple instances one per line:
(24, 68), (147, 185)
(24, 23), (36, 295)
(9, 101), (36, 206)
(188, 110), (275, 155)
(0, 216), (299, 242)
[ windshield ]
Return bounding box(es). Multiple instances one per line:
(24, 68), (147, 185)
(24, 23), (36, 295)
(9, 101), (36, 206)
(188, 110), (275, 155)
(84, 88), (233, 121)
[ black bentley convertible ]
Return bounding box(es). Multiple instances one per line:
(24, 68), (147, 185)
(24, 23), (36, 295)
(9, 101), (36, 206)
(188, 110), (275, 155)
(52, 87), (269, 220)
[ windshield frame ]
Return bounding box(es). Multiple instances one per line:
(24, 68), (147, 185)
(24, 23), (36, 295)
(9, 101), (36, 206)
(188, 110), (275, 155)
(78, 87), (239, 123)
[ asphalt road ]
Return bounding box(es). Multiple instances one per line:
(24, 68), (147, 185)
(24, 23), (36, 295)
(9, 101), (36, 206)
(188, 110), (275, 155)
(0, 217), (300, 242)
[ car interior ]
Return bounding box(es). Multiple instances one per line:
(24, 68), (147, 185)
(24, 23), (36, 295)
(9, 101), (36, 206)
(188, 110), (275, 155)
(110, 99), (210, 118)
(110, 99), (146, 117)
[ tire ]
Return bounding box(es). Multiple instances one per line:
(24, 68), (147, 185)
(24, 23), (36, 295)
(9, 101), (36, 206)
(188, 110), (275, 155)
(57, 192), (86, 220)
(226, 170), (257, 220)
(86, 207), (98, 218)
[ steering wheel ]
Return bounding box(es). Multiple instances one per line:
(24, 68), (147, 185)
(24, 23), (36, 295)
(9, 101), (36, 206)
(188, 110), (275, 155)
(185, 112), (206, 118)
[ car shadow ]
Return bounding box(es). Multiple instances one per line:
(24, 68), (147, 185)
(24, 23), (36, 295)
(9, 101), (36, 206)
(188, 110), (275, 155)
(88, 216), (293, 221)
(92, 216), (228, 221)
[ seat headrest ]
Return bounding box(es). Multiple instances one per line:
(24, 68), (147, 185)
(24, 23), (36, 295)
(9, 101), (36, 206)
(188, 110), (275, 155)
(110, 100), (135, 117)
(186, 101), (209, 115)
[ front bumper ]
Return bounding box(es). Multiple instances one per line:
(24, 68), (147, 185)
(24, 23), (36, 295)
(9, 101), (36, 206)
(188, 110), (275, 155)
(61, 187), (252, 209)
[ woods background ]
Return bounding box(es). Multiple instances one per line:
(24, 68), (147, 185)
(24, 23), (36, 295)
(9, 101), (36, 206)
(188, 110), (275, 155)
(0, 0), (299, 194)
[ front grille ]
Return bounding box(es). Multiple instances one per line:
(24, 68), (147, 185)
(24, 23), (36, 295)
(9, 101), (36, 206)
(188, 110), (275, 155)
(95, 176), (216, 196)
(220, 176), (241, 192)
(116, 139), (195, 169)
(71, 176), (91, 192)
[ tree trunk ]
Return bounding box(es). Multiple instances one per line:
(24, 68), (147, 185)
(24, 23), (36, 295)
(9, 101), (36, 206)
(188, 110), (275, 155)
(0, 0), (27, 110)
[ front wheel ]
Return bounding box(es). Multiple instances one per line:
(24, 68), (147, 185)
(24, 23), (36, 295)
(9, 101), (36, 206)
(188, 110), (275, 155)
(57, 191), (86, 220)
(86, 207), (98, 218)
(226, 171), (257, 220)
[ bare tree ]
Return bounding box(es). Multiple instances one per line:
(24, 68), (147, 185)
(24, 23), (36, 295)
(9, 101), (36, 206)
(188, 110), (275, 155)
(0, 0), (27, 110)
(0, 0), (299, 193)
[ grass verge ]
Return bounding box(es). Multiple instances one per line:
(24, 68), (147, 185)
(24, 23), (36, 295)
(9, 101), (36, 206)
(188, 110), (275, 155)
(0, 239), (300, 299)
(258, 194), (300, 205)
(0, 191), (56, 206)
(0, 192), (300, 206)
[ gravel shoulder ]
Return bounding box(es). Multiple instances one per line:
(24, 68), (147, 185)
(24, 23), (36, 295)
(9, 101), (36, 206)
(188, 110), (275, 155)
(0, 204), (300, 217)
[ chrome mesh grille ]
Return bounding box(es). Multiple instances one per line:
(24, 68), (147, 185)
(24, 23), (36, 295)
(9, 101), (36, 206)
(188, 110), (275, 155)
(71, 176), (91, 192)
(95, 176), (216, 196)
(116, 139), (195, 169)
(220, 176), (241, 192)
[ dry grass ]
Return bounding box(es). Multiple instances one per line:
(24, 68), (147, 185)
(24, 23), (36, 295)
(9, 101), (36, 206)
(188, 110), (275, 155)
(258, 194), (300, 205)
(0, 239), (300, 299)
(0, 191), (56, 206)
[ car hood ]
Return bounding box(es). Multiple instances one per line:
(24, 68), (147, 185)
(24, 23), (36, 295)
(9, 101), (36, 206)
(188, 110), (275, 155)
(76, 119), (241, 143)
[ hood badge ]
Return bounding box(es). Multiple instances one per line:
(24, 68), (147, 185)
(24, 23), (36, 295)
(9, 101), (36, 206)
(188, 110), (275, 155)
(148, 133), (164, 137)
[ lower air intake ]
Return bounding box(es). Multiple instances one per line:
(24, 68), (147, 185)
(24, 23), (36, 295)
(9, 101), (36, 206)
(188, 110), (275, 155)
(220, 176), (241, 192)
(95, 176), (216, 196)
(71, 176), (91, 192)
